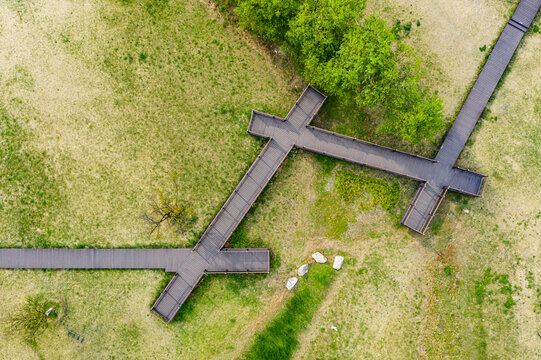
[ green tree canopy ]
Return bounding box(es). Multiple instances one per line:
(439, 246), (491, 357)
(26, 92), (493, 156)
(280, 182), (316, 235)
(285, 0), (365, 64)
(235, 0), (301, 42)
(220, 0), (445, 143)
(305, 15), (444, 143)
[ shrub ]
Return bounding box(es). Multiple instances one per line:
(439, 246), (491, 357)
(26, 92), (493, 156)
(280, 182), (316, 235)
(235, 0), (301, 42)
(335, 170), (400, 211)
(302, 15), (444, 143)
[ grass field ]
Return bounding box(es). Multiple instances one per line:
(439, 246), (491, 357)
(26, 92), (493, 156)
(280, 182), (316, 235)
(1, 0), (540, 359)
(243, 262), (337, 360)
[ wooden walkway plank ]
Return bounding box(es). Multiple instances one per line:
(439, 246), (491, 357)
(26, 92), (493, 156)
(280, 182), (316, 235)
(0, 249), (191, 270)
(402, 0), (541, 232)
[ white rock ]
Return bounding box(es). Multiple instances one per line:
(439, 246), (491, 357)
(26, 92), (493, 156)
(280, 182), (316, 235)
(333, 256), (344, 270)
(331, 326), (338, 332)
(464, 209), (470, 214)
(312, 252), (327, 264)
(298, 264), (309, 276)
(286, 277), (298, 290)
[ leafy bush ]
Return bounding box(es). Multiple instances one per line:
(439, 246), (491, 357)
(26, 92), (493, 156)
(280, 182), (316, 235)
(235, 0), (301, 42)
(285, 0), (365, 63)
(307, 15), (444, 143)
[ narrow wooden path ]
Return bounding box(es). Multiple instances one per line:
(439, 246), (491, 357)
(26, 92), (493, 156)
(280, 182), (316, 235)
(0, 0), (538, 324)
(0, 248), (269, 273)
(248, 88), (487, 234)
(151, 87), (325, 322)
(405, 0), (541, 232)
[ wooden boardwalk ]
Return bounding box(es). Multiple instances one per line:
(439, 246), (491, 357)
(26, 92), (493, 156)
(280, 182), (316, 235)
(406, 0), (541, 232)
(248, 88), (487, 233)
(0, 248), (268, 273)
(246, 0), (540, 234)
(0, 0), (538, 324)
(150, 86), (325, 322)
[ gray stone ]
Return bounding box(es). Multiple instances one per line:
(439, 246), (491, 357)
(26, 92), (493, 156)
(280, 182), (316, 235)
(312, 252), (327, 264)
(333, 256), (344, 270)
(298, 264), (309, 276)
(286, 277), (298, 290)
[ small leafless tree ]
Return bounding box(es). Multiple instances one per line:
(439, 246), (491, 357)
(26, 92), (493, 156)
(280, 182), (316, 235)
(142, 174), (197, 235)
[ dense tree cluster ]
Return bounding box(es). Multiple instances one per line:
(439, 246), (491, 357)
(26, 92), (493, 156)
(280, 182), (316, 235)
(219, 0), (445, 143)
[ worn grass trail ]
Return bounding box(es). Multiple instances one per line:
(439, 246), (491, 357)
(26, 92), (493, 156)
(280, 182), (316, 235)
(242, 263), (336, 360)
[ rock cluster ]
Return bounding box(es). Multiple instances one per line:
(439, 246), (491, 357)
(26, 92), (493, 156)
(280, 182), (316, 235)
(286, 253), (345, 290)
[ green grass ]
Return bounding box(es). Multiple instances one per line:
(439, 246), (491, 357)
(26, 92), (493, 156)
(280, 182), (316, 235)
(0, 0), (296, 249)
(310, 157), (408, 239)
(242, 263), (336, 360)
(335, 169), (400, 211)
(0, 0), (296, 358)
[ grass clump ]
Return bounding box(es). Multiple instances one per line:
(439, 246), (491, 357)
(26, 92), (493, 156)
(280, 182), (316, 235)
(474, 268), (517, 313)
(242, 263), (336, 360)
(335, 170), (400, 211)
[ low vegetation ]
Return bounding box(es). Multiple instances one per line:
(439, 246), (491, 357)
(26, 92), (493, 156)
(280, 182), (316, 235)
(242, 263), (336, 360)
(0, 106), (63, 247)
(311, 158), (406, 239)
(335, 170), (400, 211)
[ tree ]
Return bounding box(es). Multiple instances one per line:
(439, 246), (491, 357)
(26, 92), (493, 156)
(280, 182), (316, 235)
(142, 191), (197, 235)
(285, 0), (365, 65)
(227, 0), (445, 143)
(8, 295), (60, 347)
(235, 0), (301, 42)
(307, 15), (444, 143)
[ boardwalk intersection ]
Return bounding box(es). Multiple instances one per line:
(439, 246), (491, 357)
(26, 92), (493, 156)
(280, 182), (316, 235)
(1, 0), (539, 324)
